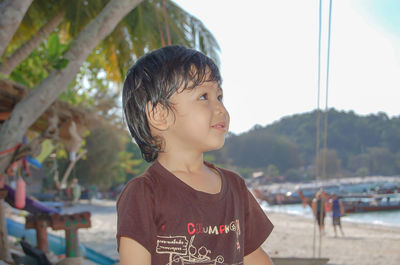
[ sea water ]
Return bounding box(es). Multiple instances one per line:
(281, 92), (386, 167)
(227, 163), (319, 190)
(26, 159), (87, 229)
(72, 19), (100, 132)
(261, 201), (400, 227)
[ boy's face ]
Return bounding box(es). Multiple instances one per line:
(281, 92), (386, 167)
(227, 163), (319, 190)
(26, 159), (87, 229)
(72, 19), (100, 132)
(165, 81), (230, 153)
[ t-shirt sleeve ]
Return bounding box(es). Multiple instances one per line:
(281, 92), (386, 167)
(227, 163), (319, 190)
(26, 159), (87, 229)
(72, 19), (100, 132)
(116, 177), (157, 254)
(243, 187), (274, 256)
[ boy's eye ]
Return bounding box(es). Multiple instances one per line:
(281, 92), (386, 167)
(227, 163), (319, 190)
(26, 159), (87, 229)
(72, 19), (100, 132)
(217, 94), (223, 102)
(199, 93), (208, 100)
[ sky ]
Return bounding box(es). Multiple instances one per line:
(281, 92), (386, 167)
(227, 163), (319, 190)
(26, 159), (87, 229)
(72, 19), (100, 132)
(173, 0), (400, 134)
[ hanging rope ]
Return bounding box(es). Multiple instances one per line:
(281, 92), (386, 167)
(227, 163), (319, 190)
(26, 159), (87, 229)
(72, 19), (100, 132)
(161, 0), (172, 45)
(153, 1), (166, 47)
(322, 0), (333, 182)
(0, 144), (22, 157)
(319, 0), (333, 258)
(313, 0), (323, 257)
(314, 0), (333, 258)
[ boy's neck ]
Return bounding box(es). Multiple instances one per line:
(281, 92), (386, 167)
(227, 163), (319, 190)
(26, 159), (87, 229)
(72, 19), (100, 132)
(157, 151), (205, 173)
(157, 149), (222, 195)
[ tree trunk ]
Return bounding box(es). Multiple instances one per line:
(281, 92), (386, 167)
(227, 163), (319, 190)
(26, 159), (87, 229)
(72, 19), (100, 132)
(0, 10), (65, 76)
(0, 199), (11, 262)
(0, 0), (33, 57)
(0, 0), (143, 175)
(0, 174), (11, 262)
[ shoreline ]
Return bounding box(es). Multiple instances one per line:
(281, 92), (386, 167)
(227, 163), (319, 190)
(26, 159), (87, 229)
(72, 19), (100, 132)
(262, 211), (400, 265)
(267, 208), (400, 229)
(258, 175), (400, 193)
(261, 200), (400, 228)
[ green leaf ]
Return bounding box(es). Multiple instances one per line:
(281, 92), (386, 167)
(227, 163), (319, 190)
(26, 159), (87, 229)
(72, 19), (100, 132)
(48, 34), (60, 61)
(54, 58), (69, 70)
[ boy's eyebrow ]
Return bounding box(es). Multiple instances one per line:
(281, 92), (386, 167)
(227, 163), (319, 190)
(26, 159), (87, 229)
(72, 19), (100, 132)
(210, 83), (222, 93)
(195, 82), (222, 92)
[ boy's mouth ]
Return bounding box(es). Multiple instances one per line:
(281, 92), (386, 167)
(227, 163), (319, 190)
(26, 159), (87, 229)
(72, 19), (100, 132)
(212, 122), (226, 132)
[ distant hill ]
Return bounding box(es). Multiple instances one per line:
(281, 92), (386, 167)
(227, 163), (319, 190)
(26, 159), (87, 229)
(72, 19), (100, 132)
(212, 109), (400, 180)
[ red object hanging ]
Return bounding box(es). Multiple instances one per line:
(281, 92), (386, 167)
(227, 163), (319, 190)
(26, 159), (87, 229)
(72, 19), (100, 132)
(15, 177), (26, 209)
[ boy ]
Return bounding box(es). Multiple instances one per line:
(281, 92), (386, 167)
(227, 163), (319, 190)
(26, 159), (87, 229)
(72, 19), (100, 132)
(117, 45), (274, 265)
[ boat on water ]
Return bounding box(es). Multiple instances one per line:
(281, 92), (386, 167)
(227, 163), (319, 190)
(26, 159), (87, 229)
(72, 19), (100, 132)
(341, 193), (400, 213)
(253, 184), (352, 206)
(253, 188), (302, 205)
(253, 179), (400, 210)
(296, 188), (400, 214)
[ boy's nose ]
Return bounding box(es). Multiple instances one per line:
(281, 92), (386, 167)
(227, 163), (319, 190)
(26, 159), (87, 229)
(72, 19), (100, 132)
(213, 101), (229, 122)
(213, 100), (225, 113)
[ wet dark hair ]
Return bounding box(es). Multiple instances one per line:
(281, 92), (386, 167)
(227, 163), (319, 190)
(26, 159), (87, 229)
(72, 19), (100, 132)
(122, 45), (222, 162)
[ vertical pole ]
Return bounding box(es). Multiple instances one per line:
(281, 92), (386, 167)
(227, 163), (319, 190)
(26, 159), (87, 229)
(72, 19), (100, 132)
(0, 175), (10, 261)
(319, 0), (334, 258)
(314, 0), (323, 258)
(0, 199), (10, 261)
(65, 227), (79, 258)
(35, 219), (49, 252)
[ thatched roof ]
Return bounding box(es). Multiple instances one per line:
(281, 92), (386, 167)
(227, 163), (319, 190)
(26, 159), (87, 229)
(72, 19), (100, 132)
(0, 79), (99, 143)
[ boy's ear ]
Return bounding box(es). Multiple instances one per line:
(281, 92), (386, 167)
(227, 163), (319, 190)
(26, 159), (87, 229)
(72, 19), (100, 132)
(146, 102), (170, 131)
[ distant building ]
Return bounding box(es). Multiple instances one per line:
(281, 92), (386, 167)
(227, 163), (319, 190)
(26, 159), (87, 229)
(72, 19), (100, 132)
(252, 171), (264, 178)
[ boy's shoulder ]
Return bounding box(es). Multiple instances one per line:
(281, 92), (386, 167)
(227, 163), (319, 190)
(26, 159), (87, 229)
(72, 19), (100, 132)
(116, 163), (160, 207)
(127, 163), (158, 183)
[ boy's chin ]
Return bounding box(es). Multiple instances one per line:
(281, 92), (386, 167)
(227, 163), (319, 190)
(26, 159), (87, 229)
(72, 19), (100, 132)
(204, 141), (225, 152)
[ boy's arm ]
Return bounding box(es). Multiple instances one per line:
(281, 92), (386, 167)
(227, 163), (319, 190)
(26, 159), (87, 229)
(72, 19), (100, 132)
(244, 247), (274, 265)
(119, 237), (151, 265)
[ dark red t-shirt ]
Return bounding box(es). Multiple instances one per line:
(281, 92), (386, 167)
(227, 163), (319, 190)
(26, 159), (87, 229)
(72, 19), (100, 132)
(116, 160), (273, 264)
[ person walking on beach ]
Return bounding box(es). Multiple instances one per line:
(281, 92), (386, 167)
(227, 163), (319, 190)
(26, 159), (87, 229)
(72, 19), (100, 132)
(330, 193), (345, 237)
(312, 191), (326, 234)
(116, 46), (274, 265)
(71, 178), (81, 204)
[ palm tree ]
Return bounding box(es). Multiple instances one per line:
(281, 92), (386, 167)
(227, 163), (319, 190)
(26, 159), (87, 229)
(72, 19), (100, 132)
(0, 0), (108, 76)
(2, 0), (220, 81)
(0, 0), (33, 57)
(73, 0), (220, 84)
(0, 10), (65, 76)
(0, 0), (144, 189)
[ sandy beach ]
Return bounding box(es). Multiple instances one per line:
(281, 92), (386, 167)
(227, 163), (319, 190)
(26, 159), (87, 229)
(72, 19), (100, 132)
(7, 200), (400, 265)
(262, 212), (400, 265)
(66, 200), (400, 265)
